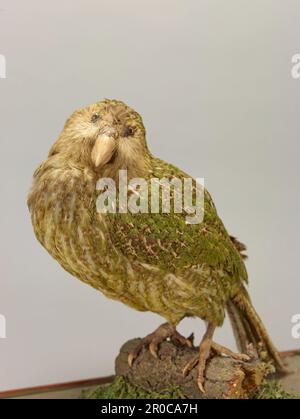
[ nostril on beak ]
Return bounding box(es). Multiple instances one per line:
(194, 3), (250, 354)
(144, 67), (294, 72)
(100, 125), (117, 138)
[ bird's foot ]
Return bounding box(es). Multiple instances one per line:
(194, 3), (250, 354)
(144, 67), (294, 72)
(128, 322), (193, 367)
(182, 323), (250, 393)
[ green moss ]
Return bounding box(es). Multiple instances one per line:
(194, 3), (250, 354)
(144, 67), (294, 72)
(252, 380), (297, 399)
(82, 377), (297, 400)
(82, 376), (184, 399)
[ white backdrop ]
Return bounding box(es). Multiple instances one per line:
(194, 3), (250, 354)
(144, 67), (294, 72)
(0, 0), (300, 391)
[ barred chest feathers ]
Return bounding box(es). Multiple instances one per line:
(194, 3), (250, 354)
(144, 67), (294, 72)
(28, 165), (185, 322)
(29, 167), (101, 278)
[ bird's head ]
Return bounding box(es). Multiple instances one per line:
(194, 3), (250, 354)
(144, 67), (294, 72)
(49, 99), (149, 177)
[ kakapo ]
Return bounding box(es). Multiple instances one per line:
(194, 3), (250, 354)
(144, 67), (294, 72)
(28, 99), (287, 392)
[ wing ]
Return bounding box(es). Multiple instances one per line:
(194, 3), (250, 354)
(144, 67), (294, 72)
(105, 157), (247, 285)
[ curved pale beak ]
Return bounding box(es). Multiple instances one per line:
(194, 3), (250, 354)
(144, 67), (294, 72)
(91, 127), (117, 168)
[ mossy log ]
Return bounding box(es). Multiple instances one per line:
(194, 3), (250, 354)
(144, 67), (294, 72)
(83, 341), (299, 399)
(112, 338), (272, 399)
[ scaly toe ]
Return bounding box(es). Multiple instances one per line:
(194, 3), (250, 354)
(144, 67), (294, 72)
(128, 335), (154, 366)
(149, 340), (160, 358)
(182, 354), (199, 377)
(172, 331), (194, 348)
(197, 377), (205, 394)
(128, 323), (177, 367)
(128, 341), (146, 367)
(211, 342), (250, 362)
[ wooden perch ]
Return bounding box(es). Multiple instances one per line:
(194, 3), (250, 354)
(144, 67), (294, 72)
(114, 338), (272, 399)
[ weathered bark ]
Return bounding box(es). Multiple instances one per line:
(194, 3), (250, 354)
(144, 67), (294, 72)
(115, 338), (272, 399)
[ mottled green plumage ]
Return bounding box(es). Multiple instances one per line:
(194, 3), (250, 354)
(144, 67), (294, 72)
(105, 156), (247, 325)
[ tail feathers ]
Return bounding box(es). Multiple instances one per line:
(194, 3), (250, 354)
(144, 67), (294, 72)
(230, 236), (248, 260)
(227, 288), (287, 373)
(227, 299), (257, 353)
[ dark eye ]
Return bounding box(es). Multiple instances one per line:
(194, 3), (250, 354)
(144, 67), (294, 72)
(91, 113), (101, 123)
(123, 126), (134, 137)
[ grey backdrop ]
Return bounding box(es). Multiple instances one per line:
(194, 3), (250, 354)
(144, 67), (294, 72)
(1, 0), (300, 391)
